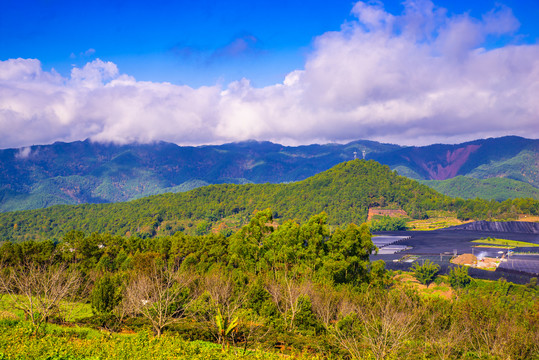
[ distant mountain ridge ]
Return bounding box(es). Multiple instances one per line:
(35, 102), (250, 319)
(419, 177), (539, 201)
(0, 136), (537, 212)
(370, 136), (539, 186)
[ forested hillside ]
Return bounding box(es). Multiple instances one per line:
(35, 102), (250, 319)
(1, 160), (538, 243)
(420, 176), (539, 201)
(373, 136), (539, 186)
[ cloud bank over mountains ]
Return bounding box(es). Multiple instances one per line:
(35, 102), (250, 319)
(1, 0), (538, 149)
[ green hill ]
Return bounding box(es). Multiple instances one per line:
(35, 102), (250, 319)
(421, 176), (539, 201)
(1, 160), (538, 243)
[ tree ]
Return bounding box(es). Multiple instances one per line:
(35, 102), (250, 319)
(448, 265), (471, 289)
(124, 264), (192, 337)
(91, 273), (121, 315)
(189, 270), (247, 350)
(369, 216), (407, 231)
(411, 259), (440, 286)
(229, 209), (273, 274)
(0, 262), (81, 335)
(324, 223), (375, 284)
(215, 308), (239, 351)
(90, 272), (124, 329)
(328, 289), (420, 360)
(265, 274), (311, 332)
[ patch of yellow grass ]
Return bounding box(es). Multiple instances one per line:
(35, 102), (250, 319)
(517, 215), (539, 222)
(407, 217), (470, 231)
(0, 310), (18, 320)
(472, 238), (539, 247)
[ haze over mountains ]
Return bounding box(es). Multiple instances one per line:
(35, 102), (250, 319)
(0, 135), (537, 212)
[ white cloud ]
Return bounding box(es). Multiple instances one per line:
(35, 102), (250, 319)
(1, 0), (538, 149)
(15, 146), (32, 159)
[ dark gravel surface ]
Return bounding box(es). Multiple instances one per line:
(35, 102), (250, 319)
(442, 221), (539, 234)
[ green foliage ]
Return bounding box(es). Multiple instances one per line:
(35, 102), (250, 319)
(411, 260), (440, 286)
(0, 319), (306, 360)
(0, 160), (450, 242)
(467, 149), (539, 188)
(195, 220), (211, 236)
(215, 308), (239, 350)
(293, 295), (322, 336)
(369, 216), (407, 231)
(0, 209), (538, 359)
(448, 266), (472, 289)
(91, 273), (122, 315)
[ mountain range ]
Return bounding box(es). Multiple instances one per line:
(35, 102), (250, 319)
(0, 135), (537, 212)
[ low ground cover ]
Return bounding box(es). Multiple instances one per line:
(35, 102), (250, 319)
(0, 320), (317, 360)
(472, 237), (539, 248)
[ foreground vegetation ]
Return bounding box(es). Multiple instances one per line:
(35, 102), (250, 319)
(1, 210), (537, 359)
(0, 320), (310, 360)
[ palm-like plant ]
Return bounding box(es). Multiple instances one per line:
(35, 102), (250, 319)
(215, 308), (239, 351)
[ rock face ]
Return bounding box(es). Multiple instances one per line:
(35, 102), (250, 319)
(443, 221), (539, 234)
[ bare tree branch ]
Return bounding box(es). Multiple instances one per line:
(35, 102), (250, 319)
(123, 264), (192, 337)
(0, 262), (81, 336)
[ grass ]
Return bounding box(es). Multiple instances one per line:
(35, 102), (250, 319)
(471, 238), (539, 248)
(393, 273), (454, 300)
(0, 295), (92, 323)
(518, 215), (539, 222)
(472, 245), (516, 249)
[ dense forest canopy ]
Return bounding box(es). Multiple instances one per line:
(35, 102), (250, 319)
(0, 160), (538, 243)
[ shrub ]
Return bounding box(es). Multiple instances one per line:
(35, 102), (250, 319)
(448, 266), (471, 289)
(91, 274), (121, 315)
(411, 260), (439, 286)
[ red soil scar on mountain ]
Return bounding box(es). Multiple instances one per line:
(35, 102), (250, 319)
(418, 144), (481, 180)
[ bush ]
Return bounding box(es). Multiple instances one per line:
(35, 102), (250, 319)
(91, 274), (121, 315)
(448, 266), (471, 289)
(370, 216), (407, 232)
(411, 260), (439, 286)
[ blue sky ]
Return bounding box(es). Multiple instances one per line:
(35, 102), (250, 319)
(1, 0), (539, 148)
(2, 0), (538, 87)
